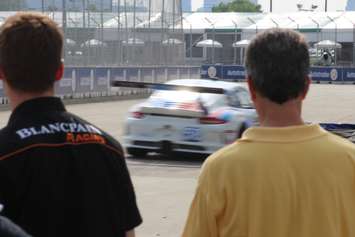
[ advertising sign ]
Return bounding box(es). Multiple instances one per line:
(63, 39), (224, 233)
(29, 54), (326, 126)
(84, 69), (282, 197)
(310, 67), (342, 82)
(200, 65), (223, 79)
(342, 67), (355, 82)
(222, 65), (246, 80)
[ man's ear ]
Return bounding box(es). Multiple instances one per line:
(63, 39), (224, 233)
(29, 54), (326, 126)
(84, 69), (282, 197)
(55, 63), (64, 81)
(301, 76), (311, 100)
(247, 76), (256, 101)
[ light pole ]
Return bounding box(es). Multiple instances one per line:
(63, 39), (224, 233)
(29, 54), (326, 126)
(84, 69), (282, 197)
(270, 0), (272, 12)
(182, 16), (193, 63)
(205, 17), (216, 64)
(288, 16), (299, 30)
(309, 16), (320, 42)
(327, 15), (338, 64)
(325, 0), (328, 12)
(270, 18), (279, 28)
(232, 19), (238, 64)
(343, 15), (355, 65)
(62, 0), (67, 60)
(247, 17), (258, 35)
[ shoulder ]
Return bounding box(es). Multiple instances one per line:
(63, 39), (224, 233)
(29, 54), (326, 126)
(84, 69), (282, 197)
(201, 141), (247, 176)
(325, 131), (355, 153)
(66, 112), (124, 153)
(0, 215), (32, 237)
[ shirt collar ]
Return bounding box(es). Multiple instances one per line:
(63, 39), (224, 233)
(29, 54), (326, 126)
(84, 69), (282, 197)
(8, 97), (66, 125)
(241, 124), (328, 143)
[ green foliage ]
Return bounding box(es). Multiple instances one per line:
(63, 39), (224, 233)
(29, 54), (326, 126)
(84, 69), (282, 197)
(0, 0), (26, 11)
(212, 0), (262, 12)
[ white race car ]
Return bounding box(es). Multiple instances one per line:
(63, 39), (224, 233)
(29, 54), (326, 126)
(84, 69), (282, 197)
(122, 79), (258, 157)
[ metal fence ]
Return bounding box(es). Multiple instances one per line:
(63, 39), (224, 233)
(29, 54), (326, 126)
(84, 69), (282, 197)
(17, 0), (184, 67)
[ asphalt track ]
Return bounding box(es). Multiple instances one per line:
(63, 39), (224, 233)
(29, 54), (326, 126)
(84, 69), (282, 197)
(0, 83), (355, 237)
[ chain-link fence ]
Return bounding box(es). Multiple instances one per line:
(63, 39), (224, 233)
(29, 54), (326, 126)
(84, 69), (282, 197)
(17, 0), (184, 66)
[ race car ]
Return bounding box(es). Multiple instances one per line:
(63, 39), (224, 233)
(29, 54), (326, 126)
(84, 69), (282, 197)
(119, 79), (258, 157)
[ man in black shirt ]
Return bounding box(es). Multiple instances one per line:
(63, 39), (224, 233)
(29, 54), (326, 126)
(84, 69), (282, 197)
(0, 12), (142, 237)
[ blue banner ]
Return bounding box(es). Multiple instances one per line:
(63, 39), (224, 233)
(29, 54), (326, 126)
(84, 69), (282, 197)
(110, 68), (125, 82)
(310, 67), (342, 82)
(155, 67), (166, 83)
(126, 68), (139, 81)
(200, 64), (223, 79)
(55, 68), (74, 96)
(201, 65), (355, 83)
(222, 65), (246, 80)
(167, 68), (178, 80)
(75, 68), (92, 93)
(141, 68), (153, 82)
(342, 67), (355, 82)
(93, 68), (109, 93)
(180, 68), (189, 79)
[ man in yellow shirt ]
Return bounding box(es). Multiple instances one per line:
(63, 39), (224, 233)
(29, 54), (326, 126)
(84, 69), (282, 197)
(182, 29), (355, 237)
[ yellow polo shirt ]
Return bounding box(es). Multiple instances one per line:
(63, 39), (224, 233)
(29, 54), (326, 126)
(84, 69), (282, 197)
(183, 124), (355, 237)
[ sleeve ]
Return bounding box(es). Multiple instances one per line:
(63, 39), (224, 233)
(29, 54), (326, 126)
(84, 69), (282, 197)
(0, 216), (32, 237)
(116, 153), (143, 231)
(182, 159), (223, 237)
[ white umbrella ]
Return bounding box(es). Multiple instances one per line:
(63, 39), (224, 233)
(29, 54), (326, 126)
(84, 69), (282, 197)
(162, 38), (183, 45)
(232, 39), (250, 48)
(122, 38), (145, 46)
(81, 39), (107, 47)
(314, 40), (342, 49)
(195, 39), (223, 48)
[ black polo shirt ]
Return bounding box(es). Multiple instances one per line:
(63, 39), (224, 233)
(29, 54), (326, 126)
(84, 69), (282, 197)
(0, 97), (142, 237)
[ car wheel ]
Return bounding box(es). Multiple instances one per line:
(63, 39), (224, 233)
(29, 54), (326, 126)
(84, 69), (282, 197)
(127, 148), (148, 157)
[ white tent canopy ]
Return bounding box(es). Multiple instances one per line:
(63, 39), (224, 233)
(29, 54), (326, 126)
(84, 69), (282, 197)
(122, 38), (145, 46)
(314, 40), (342, 49)
(65, 38), (76, 47)
(162, 38), (183, 45)
(195, 39), (223, 48)
(81, 39), (107, 47)
(233, 39), (250, 48)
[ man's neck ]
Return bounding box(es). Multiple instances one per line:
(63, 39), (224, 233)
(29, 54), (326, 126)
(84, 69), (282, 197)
(256, 98), (305, 127)
(8, 89), (54, 111)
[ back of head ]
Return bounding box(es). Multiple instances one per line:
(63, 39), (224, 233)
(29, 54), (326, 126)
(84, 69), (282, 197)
(245, 28), (310, 104)
(0, 12), (63, 93)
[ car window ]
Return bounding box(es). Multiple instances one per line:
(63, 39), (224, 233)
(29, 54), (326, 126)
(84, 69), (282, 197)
(200, 93), (228, 109)
(227, 88), (254, 108)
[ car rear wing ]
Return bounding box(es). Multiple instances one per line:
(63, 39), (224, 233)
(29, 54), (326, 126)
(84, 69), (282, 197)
(320, 123), (355, 143)
(111, 81), (226, 94)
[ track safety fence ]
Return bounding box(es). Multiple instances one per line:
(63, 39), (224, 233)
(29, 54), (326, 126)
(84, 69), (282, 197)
(0, 66), (200, 106)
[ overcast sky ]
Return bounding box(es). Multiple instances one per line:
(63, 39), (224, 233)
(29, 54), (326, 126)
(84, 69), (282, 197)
(258, 0), (348, 12)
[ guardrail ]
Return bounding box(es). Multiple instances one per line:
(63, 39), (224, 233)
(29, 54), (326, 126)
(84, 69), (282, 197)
(201, 65), (355, 84)
(0, 66), (201, 106)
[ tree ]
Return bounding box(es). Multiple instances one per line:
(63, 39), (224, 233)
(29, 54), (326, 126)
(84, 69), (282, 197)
(0, 0), (26, 11)
(212, 0), (262, 12)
